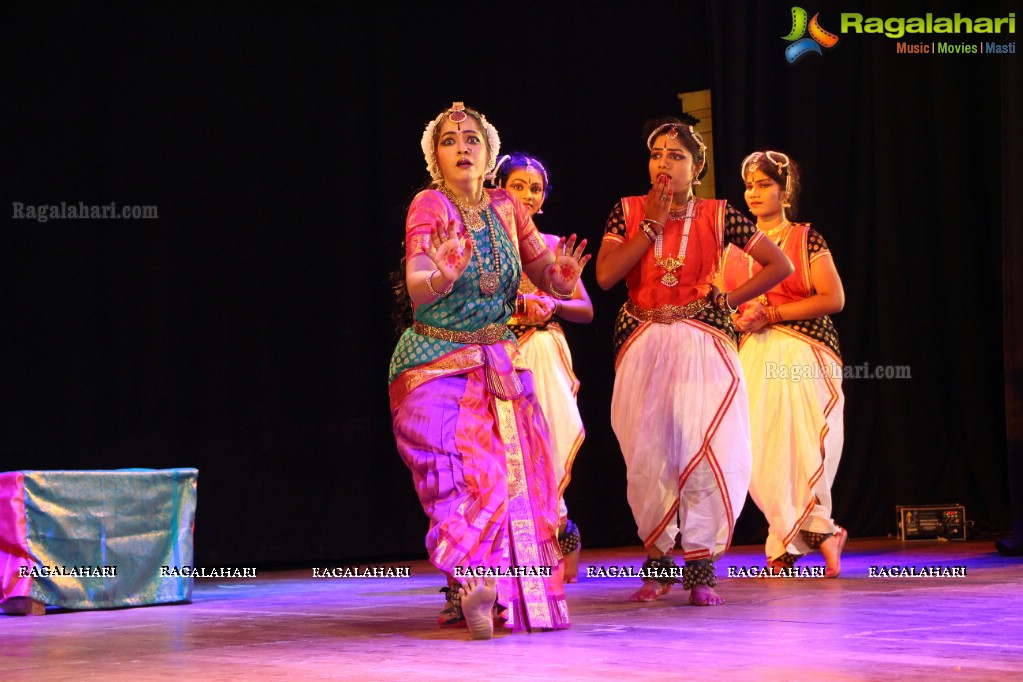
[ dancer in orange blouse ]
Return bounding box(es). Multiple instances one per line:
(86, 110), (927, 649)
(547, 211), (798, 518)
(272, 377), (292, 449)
(721, 150), (847, 577)
(595, 117), (793, 605)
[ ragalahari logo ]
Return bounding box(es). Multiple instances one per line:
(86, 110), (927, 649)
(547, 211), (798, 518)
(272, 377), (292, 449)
(783, 7), (839, 63)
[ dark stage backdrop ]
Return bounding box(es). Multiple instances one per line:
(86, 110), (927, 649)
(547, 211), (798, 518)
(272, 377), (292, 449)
(3, 1), (1018, 566)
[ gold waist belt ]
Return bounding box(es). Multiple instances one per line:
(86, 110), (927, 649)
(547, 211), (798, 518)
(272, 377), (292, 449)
(625, 298), (709, 324)
(414, 321), (508, 345)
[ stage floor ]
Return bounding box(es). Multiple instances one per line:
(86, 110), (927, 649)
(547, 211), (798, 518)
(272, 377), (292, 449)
(2, 537), (1021, 681)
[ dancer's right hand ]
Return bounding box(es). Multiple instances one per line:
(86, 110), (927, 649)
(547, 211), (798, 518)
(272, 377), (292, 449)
(642, 174), (673, 227)
(425, 218), (473, 284)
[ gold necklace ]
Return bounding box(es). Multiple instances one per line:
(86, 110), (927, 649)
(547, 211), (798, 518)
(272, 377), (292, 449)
(654, 199), (695, 287)
(477, 209), (502, 296)
(760, 219), (790, 239)
(438, 186), (491, 232)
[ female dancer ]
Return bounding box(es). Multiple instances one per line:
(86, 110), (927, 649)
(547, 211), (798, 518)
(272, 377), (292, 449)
(388, 102), (589, 639)
(722, 150), (847, 576)
(494, 152), (593, 582)
(594, 117), (793, 606)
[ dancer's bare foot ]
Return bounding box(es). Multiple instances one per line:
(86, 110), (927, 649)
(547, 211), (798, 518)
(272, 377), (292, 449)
(763, 558), (794, 577)
(459, 577), (497, 640)
(689, 584), (724, 606)
(820, 526), (848, 578)
(630, 579), (671, 602)
(563, 545), (581, 583)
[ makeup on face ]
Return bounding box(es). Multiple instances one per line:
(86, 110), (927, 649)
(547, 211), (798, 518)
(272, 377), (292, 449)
(436, 120), (488, 182)
(744, 170), (783, 219)
(503, 168), (546, 216)
(649, 136), (696, 195)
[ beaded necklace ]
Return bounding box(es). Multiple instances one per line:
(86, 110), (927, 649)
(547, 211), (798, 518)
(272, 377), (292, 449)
(654, 199), (695, 287)
(477, 209), (502, 296)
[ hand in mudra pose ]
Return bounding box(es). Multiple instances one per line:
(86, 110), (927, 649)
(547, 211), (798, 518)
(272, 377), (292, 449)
(522, 293), (557, 324)
(735, 299), (770, 333)
(547, 234), (591, 295)
(425, 218), (473, 284)
(642, 173), (674, 227)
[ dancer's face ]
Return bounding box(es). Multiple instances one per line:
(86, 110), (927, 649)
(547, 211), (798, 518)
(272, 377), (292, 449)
(435, 116), (489, 185)
(649, 134), (700, 197)
(744, 169), (783, 220)
(503, 167), (546, 216)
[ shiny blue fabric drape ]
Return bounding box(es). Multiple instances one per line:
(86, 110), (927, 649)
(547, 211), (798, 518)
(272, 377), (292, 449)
(1, 468), (197, 609)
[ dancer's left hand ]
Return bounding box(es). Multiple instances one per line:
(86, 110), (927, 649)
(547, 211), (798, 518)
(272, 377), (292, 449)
(547, 234), (591, 297)
(735, 300), (770, 332)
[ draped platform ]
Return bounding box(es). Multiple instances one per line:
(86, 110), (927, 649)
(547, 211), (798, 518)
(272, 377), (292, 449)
(0, 468), (198, 612)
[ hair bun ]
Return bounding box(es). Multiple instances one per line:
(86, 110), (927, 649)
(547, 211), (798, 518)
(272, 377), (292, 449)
(678, 111), (700, 127)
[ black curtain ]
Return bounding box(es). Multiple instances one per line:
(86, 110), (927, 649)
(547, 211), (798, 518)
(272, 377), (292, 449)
(3, 1), (1015, 566)
(998, 0), (1023, 554)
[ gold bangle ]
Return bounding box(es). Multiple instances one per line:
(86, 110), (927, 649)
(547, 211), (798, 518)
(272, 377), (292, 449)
(426, 269), (453, 298)
(549, 282), (574, 300)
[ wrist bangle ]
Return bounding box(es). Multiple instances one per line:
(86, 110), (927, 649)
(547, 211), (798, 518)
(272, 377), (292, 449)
(767, 305), (782, 324)
(426, 269), (453, 298)
(639, 223), (656, 244)
(553, 300), (562, 317)
(714, 292), (738, 314)
(516, 293), (526, 316)
(642, 218), (665, 234)
(549, 282), (574, 300)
